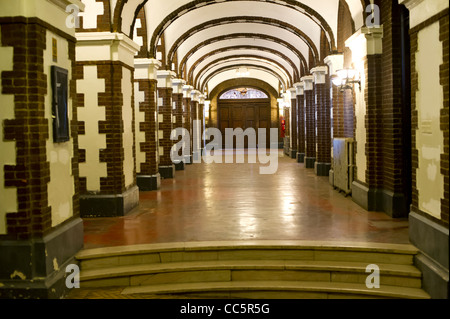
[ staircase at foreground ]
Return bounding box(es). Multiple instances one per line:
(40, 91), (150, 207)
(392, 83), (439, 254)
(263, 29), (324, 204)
(74, 241), (430, 299)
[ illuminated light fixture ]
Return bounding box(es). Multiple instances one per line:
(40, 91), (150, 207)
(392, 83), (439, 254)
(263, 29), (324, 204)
(332, 68), (361, 92)
(236, 67), (250, 77)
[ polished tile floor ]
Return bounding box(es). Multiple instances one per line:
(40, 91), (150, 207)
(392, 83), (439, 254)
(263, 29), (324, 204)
(82, 150), (410, 249)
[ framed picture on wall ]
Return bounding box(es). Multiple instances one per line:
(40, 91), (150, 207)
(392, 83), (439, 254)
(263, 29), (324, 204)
(51, 65), (70, 143)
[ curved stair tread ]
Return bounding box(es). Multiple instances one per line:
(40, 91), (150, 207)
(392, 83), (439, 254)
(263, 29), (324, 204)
(80, 260), (422, 281)
(121, 280), (431, 299)
(76, 240), (419, 260)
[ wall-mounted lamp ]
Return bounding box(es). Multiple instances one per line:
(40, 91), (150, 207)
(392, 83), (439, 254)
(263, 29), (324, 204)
(332, 68), (361, 92)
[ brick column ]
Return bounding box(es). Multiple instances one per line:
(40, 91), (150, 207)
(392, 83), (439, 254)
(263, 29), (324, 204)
(312, 66), (331, 176)
(302, 76), (315, 168)
(172, 78), (186, 171)
(0, 0), (83, 298)
(183, 85), (193, 164)
(283, 103), (291, 156)
(198, 94), (206, 153)
(324, 54), (344, 183)
(134, 58), (161, 191)
(191, 90), (201, 162)
(288, 88), (298, 159)
(157, 70), (176, 178)
(294, 82), (305, 163)
(345, 27), (384, 212)
(76, 32), (140, 217)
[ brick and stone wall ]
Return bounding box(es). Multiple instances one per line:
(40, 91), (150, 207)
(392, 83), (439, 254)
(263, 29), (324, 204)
(295, 83), (305, 163)
(157, 70), (176, 178)
(0, 1), (84, 298)
(134, 59), (161, 190)
(303, 76), (315, 168)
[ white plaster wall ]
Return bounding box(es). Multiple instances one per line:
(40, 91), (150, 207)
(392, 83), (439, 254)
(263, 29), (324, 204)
(402, 0), (449, 29)
(122, 67), (135, 188)
(0, 0), (80, 37)
(345, 0), (364, 30)
(77, 65), (107, 192)
(415, 23), (444, 220)
(0, 29), (17, 235)
(80, 0), (104, 29)
(43, 30), (75, 227)
(134, 82), (146, 174)
(354, 63), (367, 183)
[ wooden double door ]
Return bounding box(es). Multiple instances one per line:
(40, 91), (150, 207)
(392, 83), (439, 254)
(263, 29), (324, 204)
(218, 100), (271, 149)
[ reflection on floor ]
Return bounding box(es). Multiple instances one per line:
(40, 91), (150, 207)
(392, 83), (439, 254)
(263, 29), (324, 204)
(82, 150), (409, 249)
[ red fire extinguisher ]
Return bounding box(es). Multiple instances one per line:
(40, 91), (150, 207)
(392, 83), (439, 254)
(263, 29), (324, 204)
(280, 117), (286, 138)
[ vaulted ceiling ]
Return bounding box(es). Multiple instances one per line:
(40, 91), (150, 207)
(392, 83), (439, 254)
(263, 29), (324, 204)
(79, 0), (369, 95)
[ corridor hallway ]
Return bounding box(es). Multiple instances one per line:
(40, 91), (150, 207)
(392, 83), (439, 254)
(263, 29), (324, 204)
(82, 150), (409, 249)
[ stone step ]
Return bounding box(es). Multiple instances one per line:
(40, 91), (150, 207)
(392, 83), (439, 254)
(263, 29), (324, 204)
(120, 280), (431, 299)
(76, 241), (419, 270)
(79, 260), (422, 289)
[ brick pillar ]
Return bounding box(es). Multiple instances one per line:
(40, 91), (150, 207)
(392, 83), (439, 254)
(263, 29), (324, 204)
(157, 70), (176, 179)
(172, 78), (186, 171)
(324, 54), (344, 183)
(76, 32), (140, 217)
(312, 66), (332, 176)
(191, 90), (201, 162)
(289, 88), (298, 159)
(302, 76), (315, 168)
(134, 58), (161, 191)
(294, 82), (305, 163)
(0, 1), (83, 298)
(199, 94), (206, 152)
(405, 0), (449, 299)
(183, 85), (193, 164)
(345, 27), (384, 212)
(378, 0), (413, 217)
(283, 102), (291, 156)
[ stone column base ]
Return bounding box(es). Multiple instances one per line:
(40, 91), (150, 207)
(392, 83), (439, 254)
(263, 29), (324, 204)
(137, 173), (161, 191)
(0, 218), (84, 299)
(174, 161), (185, 171)
(159, 165), (175, 179)
(315, 162), (331, 176)
(305, 157), (316, 169)
(297, 153), (305, 163)
(409, 211), (449, 299)
(290, 149), (297, 159)
(80, 186), (139, 218)
(351, 180), (408, 217)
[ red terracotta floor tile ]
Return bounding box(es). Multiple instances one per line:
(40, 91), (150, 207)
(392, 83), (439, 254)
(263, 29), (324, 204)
(82, 150), (410, 249)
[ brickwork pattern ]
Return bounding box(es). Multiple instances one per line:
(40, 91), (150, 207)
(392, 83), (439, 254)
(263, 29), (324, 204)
(0, 17), (79, 239)
(410, 8), (449, 226)
(290, 98), (297, 152)
(304, 89), (316, 159)
(76, 61), (136, 195)
(380, 1), (409, 196)
(173, 93), (184, 145)
(134, 6), (149, 59)
(135, 79), (159, 176)
(315, 80), (331, 164)
(191, 100), (199, 151)
(439, 13), (449, 225)
(76, 0), (111, 33)
(183, 97), (192, 154)
(364, 54), (383, 188)
(158, 87), (174, 166)
(296, 94), (305, 154)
